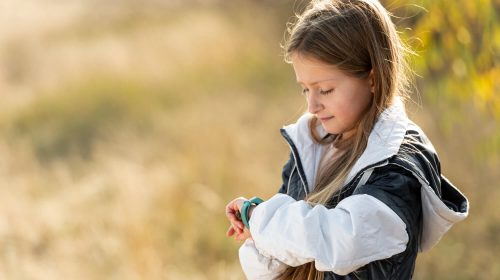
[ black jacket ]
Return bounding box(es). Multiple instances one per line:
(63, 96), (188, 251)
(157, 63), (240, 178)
(239, 101), (469, 280)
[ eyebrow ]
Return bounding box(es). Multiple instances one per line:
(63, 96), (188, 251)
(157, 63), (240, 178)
(296, 78), (337, 86)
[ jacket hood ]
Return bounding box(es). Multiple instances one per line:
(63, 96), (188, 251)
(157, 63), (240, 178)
(280, 99), (469, 252)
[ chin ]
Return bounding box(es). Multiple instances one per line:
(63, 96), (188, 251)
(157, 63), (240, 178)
(321, 124), (340, 135)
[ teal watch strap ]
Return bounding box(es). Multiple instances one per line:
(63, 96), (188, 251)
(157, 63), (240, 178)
(241, 197), (264, 229)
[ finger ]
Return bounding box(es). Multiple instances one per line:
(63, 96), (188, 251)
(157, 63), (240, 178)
(234, 219), (244, 231)
(225, 198), (247, 234)
(227, 225), (235, 237)
(225, 201), (239, 218)
(225, 197), (246, 211)
(227, 213), (245, 231)
(226, 211), (242, 229)
(235, 231), (250, 242)
(231, 200), (244, 213)
(225, 205), (237, 219)
(227, 197), (246, 213)
(232, 222), (242, 234)
(231, 223), (244, 235)
(226, 205), (244, 225)
(235, 234), (246, 242)
(234, 233), (244, 241)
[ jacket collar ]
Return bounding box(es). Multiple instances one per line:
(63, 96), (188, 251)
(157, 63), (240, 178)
(281, 98), (409, 188)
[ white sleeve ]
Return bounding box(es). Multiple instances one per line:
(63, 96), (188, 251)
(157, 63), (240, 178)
(249, 193), (409, 275)
(239, 239), (288, 280)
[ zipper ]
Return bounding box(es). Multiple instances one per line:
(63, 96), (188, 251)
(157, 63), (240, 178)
(280, 128), (393, 197)
(287, 165), (295, 195)
(280, 128), (309, 195)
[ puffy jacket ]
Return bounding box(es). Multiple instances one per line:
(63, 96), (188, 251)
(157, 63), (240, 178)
(238, 100), (469, 279)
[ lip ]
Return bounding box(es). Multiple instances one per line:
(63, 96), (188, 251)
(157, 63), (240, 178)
(318, 116), (334, 121)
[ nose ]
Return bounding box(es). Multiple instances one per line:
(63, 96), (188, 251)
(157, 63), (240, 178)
(307, 92), (322, 114)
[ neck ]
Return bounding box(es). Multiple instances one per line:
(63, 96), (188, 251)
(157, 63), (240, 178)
(341, 127), (357, 140)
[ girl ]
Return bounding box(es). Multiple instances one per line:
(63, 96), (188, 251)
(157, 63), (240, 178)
(225, 0), (469, 279)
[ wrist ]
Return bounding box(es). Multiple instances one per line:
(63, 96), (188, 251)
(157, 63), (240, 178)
(248, 204), (256, 219)
(241, 197), (264, 229)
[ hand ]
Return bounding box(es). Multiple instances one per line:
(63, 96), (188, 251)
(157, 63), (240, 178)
(227, 225), (252, 241)
(225, 197), (253, 241)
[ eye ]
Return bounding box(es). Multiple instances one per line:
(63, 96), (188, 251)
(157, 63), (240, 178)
(319, 89), (334, 95)
(301, 88), (309, 95)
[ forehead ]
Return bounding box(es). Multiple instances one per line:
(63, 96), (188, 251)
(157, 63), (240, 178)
(291, 53), (343, 85)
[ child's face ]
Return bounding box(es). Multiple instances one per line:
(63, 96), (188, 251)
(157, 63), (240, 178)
(291, 53), (374, 138)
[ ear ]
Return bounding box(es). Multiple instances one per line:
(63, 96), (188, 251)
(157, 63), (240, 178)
(368, 69), (375, 93)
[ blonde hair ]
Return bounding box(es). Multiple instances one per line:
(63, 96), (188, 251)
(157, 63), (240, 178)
(278, 0), (413, 279)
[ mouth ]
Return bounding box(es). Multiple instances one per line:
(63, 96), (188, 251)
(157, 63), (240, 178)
(318, 116), (334, 121)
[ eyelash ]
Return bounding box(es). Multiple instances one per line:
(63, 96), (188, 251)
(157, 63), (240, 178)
(301, 88), (334, 95)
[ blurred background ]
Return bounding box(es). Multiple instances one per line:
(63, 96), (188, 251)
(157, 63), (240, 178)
(0, 0), (498, 279)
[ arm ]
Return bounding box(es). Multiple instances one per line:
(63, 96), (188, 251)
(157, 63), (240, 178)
(239, 239), (288, 280)
(248, 165), (421, 275)
(228, 199), (290, 279)
(236, 153), (295, 278)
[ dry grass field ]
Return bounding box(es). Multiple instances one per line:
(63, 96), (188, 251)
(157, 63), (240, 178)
(0, 0), (498, 279)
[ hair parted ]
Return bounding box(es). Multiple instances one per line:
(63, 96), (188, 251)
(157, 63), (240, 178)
(278, 1), (414, 279)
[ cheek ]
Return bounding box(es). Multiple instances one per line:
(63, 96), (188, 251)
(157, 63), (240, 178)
(339, 91), (372, 121)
